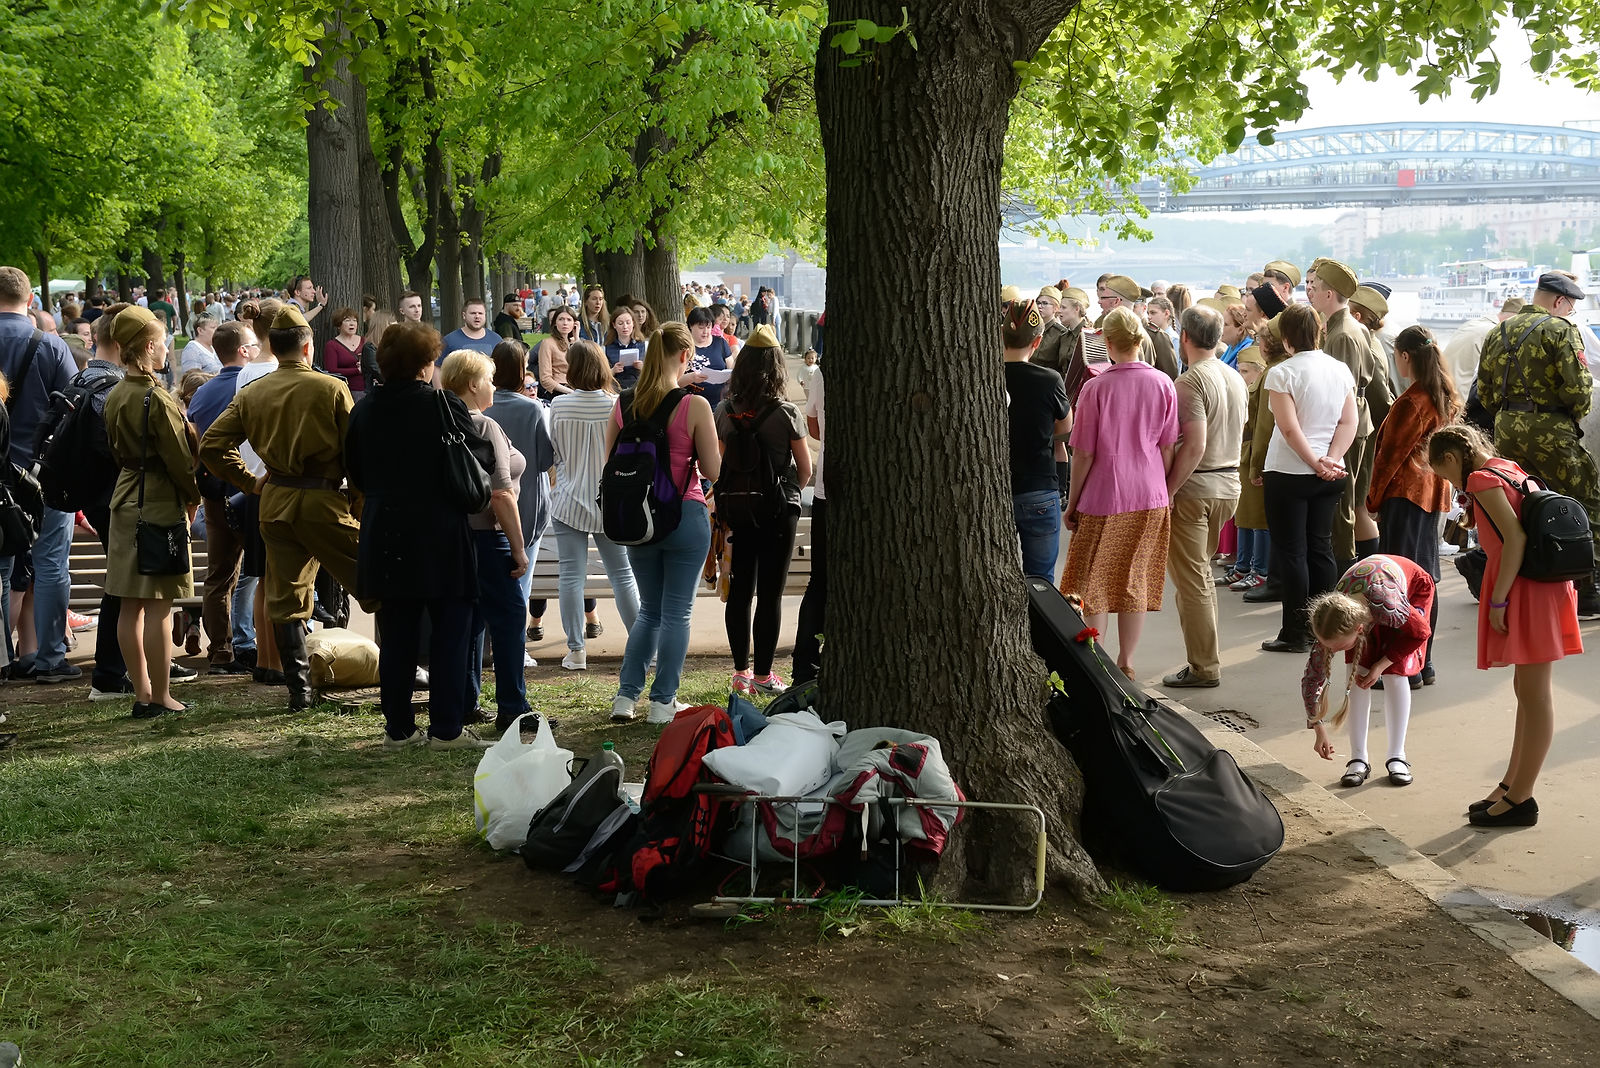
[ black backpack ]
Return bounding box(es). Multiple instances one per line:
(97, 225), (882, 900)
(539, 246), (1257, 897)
(33, 367), (119, 513)
(522, 752), (628, 872)
(1476, 467), (1594, 584)
(714, 403), (788, 528)
(600, 388), (688, 546)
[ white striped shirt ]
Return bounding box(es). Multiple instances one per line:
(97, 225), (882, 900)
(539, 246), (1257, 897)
(549, 389), (618, 531)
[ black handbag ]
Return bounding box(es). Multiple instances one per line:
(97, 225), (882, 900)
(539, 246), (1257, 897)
(134, 389), (190, 577)
(434, 387), (492, 514)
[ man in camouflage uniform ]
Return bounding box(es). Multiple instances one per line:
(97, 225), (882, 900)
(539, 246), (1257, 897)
(1477, 271), (1600, 619)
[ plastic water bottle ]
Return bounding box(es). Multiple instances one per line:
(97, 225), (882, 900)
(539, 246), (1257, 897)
(597, 741), (625, 777)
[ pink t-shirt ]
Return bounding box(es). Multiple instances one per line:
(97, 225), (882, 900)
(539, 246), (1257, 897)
(612, 393), (707, 504)
(1069, 360), (1179, 515)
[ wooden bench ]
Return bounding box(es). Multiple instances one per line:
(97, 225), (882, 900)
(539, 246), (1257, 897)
(525, 514), (814, 601)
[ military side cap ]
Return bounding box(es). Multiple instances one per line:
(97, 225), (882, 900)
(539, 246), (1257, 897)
(1138, 286), (1153, 299)
(1349, 285), (1389, 318)
(1236, 345), (1267, 369)
(1063, 287), (1091, 306)
(746, 324), (780, 349)
(1006, 299), (1045, 341)
(1196, 297), (1232, 313)
(1314, 259), (1358, 299)
(1038, 285), (1062, 302)
(1264, 260), (1302, 287)
(1260, 317), (1283, 342)
(1251, 284), (1287, 319)
(272, 304), (310, 329)
(1537, 271), (1585, 300)
(1000, 284), (1023, 304)
(1216, 284), (1242, 299)
(1104, 275), (1141, 301)
(110, 305), (157, 347)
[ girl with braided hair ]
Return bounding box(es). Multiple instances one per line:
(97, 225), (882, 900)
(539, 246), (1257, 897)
(1303, 554), (1435, 789)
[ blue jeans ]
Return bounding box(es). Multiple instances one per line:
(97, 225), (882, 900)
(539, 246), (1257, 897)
(467, 530), (531, 723)
(232, 576), (257, 652)
(1013, 489), (1062, 581)
(554, 519), (638, 651)
(1237, 527), (1271, 577)
(618, 500), (709, 703)
(2, 508), (73, 672)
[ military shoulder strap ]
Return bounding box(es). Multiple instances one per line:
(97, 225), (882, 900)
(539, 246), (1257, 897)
(1497, 313), (1555, 406)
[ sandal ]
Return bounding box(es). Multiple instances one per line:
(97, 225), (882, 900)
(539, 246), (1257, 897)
(1468, 781), (1510, 815)
(1385, 758), (1414, 786)
(1339, 759), (1370, 788)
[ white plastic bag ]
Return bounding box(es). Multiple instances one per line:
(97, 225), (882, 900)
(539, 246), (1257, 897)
(473, 714), (573, 850)
(701, 710), (846, 796)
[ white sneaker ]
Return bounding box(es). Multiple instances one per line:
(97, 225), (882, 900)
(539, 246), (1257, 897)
(523, 652), (538, 668)
(611, 694), (639, 722)
(647, 699), (690, 724)
(562, 650), (587, 671)
(382, 728), (426, 749)
(428, 728), (492, 750)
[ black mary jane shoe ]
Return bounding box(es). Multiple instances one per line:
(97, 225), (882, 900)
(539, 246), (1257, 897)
(1385, 758), (1414, 786)
(1468, 782), (1511, 815)
(1339, 759), (1370, 787)
(131, 701), (165, 720)
(1469, 796), (1539, 828)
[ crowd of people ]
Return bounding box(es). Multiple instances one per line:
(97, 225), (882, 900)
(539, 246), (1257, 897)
(1004, 259), (1595, 828)
(0, 266), (821, 755)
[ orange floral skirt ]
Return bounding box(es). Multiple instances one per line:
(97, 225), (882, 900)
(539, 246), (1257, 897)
(1060, 507), (1170, 615)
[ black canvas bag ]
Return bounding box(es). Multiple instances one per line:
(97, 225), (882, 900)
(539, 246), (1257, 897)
(1026, 578), (1283, 891)
(522, 755), (627, 871)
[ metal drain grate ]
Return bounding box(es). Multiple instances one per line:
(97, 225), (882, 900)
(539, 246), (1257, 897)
(1201, 709), (1260, 733)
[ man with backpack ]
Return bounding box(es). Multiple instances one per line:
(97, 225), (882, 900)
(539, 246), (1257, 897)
(1477, 271), (1600, 619)
(0, 266), (80, 684)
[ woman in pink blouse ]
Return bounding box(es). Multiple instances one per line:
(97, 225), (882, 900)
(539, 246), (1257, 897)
(323, 307), (366, 394)
(1060, 305), (1179, 680)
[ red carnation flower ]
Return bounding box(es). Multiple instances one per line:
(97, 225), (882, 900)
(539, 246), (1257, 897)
(1075, 627), (1100, 643)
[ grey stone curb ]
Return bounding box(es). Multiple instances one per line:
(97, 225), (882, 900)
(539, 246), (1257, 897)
(1152, 692), (1600, 1023)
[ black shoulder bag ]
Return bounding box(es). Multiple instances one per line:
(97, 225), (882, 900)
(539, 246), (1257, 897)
(435, 387), (493, 514)
(134, 389), (191, 576)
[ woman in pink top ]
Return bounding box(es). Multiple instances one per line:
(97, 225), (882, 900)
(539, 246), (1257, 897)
(1060, 306), (1180, 679)
(604, 323), (722, 725)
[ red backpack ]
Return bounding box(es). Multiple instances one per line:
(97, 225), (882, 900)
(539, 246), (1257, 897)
(600, 705), (736, 902)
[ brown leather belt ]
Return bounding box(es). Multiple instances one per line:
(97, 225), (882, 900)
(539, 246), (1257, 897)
(267, 473), (342, 491)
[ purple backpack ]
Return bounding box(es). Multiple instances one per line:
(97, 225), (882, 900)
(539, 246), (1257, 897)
(600, 388), (689, 546)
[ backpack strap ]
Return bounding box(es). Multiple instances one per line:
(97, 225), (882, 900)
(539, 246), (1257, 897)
(1498, 314), (1555, 409)
(5, 329), (45, 414)
(1468, 463), (1533, 545)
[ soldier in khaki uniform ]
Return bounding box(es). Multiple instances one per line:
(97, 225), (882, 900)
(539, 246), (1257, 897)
(199, 305), (369, 710)
(1477, 271), (1600, 619)
(1305, 258), (1392, 567)
(1096, 275), (1177, 377)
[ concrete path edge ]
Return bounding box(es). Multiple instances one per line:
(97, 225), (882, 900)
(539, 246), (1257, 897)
(1153, 692), (1600, 1023)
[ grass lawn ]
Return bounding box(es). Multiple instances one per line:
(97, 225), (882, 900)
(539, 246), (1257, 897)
(0, 667), (793, 1066)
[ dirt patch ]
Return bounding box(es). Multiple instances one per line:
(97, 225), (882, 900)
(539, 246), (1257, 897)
(413, 791), (1600, 1066)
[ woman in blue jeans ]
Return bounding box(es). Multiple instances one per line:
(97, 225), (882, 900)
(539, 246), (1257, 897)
(606, 323), (722, 724)
(441, 350), (531, 732)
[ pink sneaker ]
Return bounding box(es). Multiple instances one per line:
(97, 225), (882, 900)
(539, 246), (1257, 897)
(752, 673), (788, 695)
(731, 670), (754, 694)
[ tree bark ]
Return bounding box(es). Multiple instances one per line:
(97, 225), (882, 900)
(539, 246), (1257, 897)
(141, 246), (165, 299)
(305, 21), (364, 362)
(352, 70), (403, 310)
(816, 0), (1102, 903)
(34, 248), (50, 314)
(437, 163), (462, 331)
(172, 241), (188, 333)
(642, 222), (680, 323)
(588, 234), (647, 302)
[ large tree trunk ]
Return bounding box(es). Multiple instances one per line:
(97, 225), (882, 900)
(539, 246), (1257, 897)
(816, 0), (1101, 903)
(172, 241), (188, 333)
(141, 246), (165, 299)
(116, 254), (134, 303)
(588, 233), (647, 302)
(352, 71), (403, 310)
(642, 222), (680, 324)
(437, 164), (462, 331)
(305, 23), (363, 362)
(34, 248), (50, 314)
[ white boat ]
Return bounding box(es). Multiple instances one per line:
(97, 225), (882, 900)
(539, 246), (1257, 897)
(1418, 259), (1537, 329)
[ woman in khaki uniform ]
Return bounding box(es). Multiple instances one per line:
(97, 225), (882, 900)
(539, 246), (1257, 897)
(104, 307), (201, 718)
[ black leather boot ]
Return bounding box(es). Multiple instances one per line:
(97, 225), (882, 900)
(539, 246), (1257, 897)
(274, 622), (312, 713)
(1356, 537), (1380, 562)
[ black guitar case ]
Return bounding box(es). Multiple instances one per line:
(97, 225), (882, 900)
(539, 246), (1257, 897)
(1026, 578), (1283, 891)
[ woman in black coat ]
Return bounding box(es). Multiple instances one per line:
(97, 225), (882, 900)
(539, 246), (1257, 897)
(346, 320), (488, 749)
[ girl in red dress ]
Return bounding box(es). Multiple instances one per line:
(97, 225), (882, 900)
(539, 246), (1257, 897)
(1302, 554), (1435, 788)
(1428, 424), (1584, 828)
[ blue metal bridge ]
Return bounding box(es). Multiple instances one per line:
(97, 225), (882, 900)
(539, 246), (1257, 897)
(1138, 123), (1600, 211)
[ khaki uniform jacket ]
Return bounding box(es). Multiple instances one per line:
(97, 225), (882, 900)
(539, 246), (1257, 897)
(198, 360), (357, 524)
(1146, 325), (1181, 380)
(1323, 308), (1379, 437)
(1033, 319), (1077, 382)
(104, 375), (202, 600)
